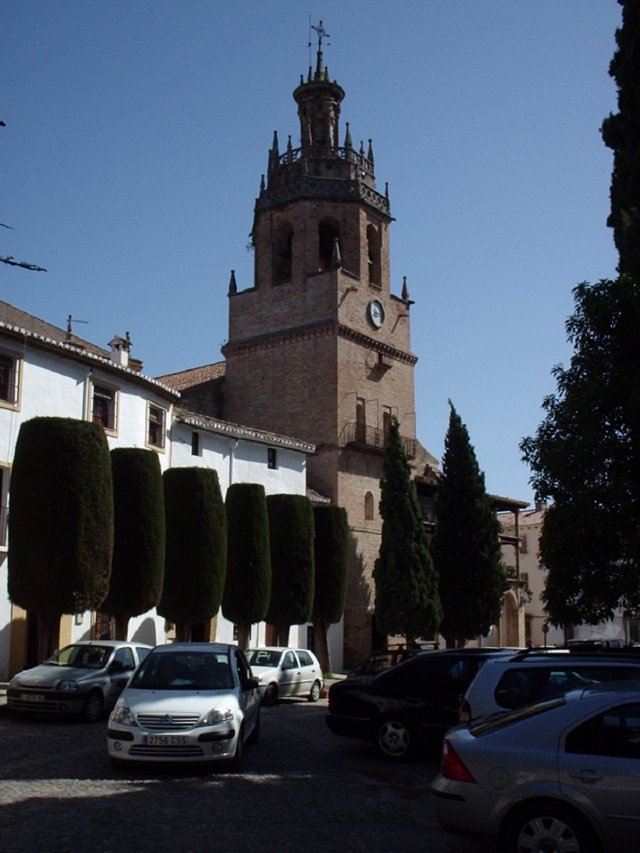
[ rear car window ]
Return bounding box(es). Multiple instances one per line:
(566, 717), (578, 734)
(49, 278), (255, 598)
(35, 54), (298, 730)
(470, 697), (566, 736)
(494, 665), (640, 710)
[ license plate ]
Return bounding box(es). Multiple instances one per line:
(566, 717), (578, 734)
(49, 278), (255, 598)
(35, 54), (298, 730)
(143, 735), (189, 746)
(20, 693), (45, 703)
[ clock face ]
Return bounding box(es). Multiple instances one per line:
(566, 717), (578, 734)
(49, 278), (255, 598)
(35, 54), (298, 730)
(368, 299), (385, 328)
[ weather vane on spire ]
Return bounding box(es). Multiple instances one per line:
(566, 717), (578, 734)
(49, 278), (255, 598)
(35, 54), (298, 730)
(310, 20), (330, 51)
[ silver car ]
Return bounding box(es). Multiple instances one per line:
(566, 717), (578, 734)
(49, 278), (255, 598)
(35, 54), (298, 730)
(7, 640), (152, 722)
(107, 643), (260, 768)
(245, 646), (323, 704)
(431, 684), (640, 853)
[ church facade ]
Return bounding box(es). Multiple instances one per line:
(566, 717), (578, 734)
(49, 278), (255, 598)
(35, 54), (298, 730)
(177, 40), (437, 667)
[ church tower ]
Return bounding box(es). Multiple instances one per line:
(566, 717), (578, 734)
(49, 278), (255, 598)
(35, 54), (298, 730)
(222, 28), (433, 665)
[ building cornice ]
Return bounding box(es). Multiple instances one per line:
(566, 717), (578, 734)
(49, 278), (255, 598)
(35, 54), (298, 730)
(222, 319), (417, 366)
(175, 408), (315, 454)
(0, 320), (180, 401)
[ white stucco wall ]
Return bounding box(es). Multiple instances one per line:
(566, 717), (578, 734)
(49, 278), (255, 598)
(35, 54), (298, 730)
(0, 331), (325, 681)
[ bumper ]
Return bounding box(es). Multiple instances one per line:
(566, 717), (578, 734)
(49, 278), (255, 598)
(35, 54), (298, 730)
(430, 779), (500, 837)
(7, 689), (88, 716)
(107, 725), (238, 763)
(325, 712), (372, 741)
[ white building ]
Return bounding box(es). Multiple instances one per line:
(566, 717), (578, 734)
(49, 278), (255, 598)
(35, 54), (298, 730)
(0, 301), (328, 681)
(499, 505), (638, 647)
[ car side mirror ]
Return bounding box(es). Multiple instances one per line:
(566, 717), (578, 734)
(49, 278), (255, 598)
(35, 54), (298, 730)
(243, 677), (259, 691)
(108, 660), (126, 674)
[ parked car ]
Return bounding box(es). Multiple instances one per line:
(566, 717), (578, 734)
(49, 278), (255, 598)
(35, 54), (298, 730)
(245, 647), (323, 704)
(107, 642), (260, 768)
(347, 643), (437, 678)
(326, 648), (516, 759)
(7, 639), (152, 722)
(459, 647), (640, 723)
(431, 684), (640, 853)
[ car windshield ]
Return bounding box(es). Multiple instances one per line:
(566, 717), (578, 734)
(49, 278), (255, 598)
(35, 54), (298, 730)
(45, 644), (111, 668)
(246, 650), (282, 668)
(129, 650), (233, 690)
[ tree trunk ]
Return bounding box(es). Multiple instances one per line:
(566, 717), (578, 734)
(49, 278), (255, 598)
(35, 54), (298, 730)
(314, 621), (331, 675)
(237, 622), (251, 651)
(175, 622), (191, 642)
(36, 611), (61, 661)
(114, 614), (130, 641)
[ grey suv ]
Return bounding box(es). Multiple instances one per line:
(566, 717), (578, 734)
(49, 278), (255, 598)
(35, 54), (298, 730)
(459, 648), (640, 723)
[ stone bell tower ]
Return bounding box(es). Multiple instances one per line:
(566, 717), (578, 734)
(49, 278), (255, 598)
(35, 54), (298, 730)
(222, 27), (434, 665)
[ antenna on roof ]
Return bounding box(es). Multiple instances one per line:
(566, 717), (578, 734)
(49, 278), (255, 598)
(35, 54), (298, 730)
(66, 314), (88, 342)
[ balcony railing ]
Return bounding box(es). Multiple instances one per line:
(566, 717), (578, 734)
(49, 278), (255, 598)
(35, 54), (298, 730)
(341, 422), (416, 459)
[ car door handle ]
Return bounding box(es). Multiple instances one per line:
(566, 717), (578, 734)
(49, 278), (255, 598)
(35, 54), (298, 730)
(570, 770), (603, 785)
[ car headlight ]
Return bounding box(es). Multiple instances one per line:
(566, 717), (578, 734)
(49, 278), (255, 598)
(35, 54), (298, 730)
(58, 680), (79, 691)
(110, 705), (137, 726)
(200, 707), (234, 726)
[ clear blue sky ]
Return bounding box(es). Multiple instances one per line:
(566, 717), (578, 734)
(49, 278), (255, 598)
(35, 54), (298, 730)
(2, 1), (621, 504)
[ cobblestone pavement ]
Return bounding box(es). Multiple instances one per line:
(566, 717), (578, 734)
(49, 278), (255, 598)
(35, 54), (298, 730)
(0, 699), (495, 853)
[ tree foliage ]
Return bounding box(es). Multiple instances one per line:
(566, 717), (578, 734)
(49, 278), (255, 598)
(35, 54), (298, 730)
(266, 494), (315, 645)
(433, 403), (506, 647)
(521, 277), (640, 624)
(158, 467), (227, 640)
(312, 504), (349, 674)
(601, 0), (640, 277)
(101, 448), (166, 639)
(8, 417), (113, 657)
(373, 418), (442, 643)
(222, 483), (271, 649)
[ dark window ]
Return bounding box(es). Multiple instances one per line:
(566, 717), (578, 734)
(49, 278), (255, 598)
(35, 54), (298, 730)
(0, 352), (19, 404)
(365, 491), (374, 520)
(319, 219), (340, 270)
(367, 223), (381, 286)
(191, 431), (201, 456)
(273, 223), (293, 283)
(267, 448), (277, 469)
(113, 647), (135, 670)
(566, 703), (640, 758)
(297, 650), (313, 667)
(147, 405), (166, 448)
(92, 383), (117, 430)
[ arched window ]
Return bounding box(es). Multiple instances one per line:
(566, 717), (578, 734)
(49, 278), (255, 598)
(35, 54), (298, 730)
(364, 491), (375, 521)
(319, 219), (340, 271)
(367, 224), (381, 286)
(273, 223), (293, 283)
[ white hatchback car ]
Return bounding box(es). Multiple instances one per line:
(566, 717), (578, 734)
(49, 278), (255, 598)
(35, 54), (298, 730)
(246, 647), (323, 704)
(107, 643), (260, 768)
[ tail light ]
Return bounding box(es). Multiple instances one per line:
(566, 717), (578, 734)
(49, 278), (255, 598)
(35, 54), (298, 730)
(458, 696), (471, 724)
(441, 739), (476, 783)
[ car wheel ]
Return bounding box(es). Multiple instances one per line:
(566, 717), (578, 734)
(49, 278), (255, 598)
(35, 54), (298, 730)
(308, 680), (322, 702)
(82, 691), (104, 723)
(247, 711), (261, 744)
(375, 717), (412, 759)
(263, 683), (278, 705)
(502, 802), (599, 853)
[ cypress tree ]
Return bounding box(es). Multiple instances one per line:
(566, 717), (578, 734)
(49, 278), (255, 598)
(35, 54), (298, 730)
(101, 448), (165, 640)
(158, 467), (226, 641)
(373, 418), (442, 644)
(601, 0), (640, 277)
(222, 483), (271, 650)
(8, 416), (113, 659)
(312, 504), (349, 674)
(266, 494), (315, 646)
(433, 403), (505, 647)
